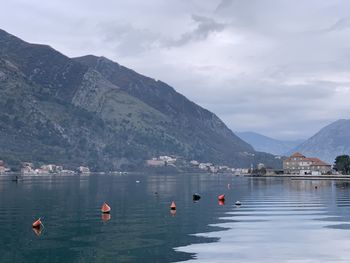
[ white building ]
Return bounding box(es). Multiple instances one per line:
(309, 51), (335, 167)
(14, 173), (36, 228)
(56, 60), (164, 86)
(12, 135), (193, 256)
(283, 152), (332, 175)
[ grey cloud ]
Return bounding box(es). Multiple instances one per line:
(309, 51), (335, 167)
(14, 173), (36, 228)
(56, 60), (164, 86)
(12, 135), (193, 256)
(98, 14), (227, 55)
(326, 17), (350, 32)
(1, 0), (350, 140)
(215, 0), (234, 12)
(98, 23), (163, 56)
(164, 14), (227, 47)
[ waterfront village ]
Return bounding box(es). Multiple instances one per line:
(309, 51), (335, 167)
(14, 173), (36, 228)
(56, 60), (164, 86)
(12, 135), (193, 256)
(0, 152), (343, 176)
(0, 160), (90, 175)
(146, 152), (339, 176)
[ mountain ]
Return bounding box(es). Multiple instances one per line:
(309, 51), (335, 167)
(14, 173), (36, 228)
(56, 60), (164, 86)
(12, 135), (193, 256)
(236, 131), (304, 156)
(290, 119), (350, 164)
(0, 28), (281, 170)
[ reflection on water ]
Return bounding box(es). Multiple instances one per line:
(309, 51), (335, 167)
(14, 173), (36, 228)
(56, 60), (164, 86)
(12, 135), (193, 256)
(177, 178), (350, 263)
(0, 173), (238, 263)
(1, 175), (350, 262)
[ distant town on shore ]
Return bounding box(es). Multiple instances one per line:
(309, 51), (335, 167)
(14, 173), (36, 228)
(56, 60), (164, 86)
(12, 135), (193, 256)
(1, 152), (349, 177)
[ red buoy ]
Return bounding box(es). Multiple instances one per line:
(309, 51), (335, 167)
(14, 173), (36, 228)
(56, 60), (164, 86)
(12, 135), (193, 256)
(101, 202), (111, 213)
(32, 218), (42, 228)
(218, 200), (225, 206)
(170, 201), (176, 210)
(218, 194), (225, 201)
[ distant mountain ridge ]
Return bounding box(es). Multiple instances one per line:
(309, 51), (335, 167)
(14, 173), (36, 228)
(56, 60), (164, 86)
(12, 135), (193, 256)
(290, 119), (350, 164)
(0, 28), (281, 170)
(236, 131), (304, 156)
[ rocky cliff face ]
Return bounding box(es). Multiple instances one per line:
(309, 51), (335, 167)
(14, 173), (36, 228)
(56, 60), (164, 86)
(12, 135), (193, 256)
(290, 119), (350, 164)
(0, 29), (281, 170)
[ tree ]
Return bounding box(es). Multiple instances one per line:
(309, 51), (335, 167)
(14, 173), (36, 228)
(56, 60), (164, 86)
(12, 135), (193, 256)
(334, 155), (350, 175)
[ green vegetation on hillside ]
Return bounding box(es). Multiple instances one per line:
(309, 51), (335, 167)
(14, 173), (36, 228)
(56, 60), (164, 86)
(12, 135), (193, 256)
(0, 29), (281, 171)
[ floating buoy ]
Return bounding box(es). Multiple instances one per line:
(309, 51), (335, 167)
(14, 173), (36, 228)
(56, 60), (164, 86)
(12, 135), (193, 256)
(136, 180), (140, 183)
(218, 200), (225, 206)
(193, 193), (201, 201)
(218, 194), (225, 201)
(315, 186), (318, 189)
(227, 183), (231, 189)
(32, 218), (42, 228)
(170, 201), (176, 210)
(101, 202), (111, 213)
(235, 201), (242, 206)
(101, 213), (111, 222)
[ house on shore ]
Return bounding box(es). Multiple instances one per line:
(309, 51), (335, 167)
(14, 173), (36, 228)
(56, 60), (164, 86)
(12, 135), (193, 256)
(21, 162), (35, 174)
(283, 152), (332, 175)
(78, 166), (90, 174)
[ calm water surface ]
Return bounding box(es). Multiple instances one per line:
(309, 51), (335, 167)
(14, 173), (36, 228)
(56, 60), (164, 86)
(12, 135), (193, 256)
(1, 174), (350, 262)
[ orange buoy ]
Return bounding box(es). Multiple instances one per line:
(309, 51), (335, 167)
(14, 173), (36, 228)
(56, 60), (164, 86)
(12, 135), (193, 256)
(170, 201), (176, 210)
(218, 200), (225, 206)
(32, 218), (42, 228)
(218, 194), (225, 201)
(101, 202), (111, 213)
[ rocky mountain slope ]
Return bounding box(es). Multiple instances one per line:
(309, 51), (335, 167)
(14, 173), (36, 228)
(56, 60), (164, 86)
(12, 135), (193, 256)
(0, 29), (280, 170)
(236, 131), (304, 156)
(290, 119), (350, 164)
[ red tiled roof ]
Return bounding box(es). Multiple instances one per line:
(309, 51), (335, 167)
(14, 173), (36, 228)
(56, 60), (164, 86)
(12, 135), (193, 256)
(306, 158), (331, 166)
(291, 152), (305, 158)
(284, 154), (331, 166)
(285, 152), (305, 161)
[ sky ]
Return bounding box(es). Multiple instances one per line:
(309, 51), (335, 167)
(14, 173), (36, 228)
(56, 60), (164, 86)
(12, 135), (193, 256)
(1, 0), (350, 140)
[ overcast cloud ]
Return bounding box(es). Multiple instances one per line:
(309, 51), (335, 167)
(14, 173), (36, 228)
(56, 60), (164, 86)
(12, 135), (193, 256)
(1, 0), (350, 140)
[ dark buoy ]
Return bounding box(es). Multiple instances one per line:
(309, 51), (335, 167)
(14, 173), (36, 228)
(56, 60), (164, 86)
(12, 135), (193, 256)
(235, 201), (242, 206)
(315, 186), (318, 189)
(193, 193), (201, 201)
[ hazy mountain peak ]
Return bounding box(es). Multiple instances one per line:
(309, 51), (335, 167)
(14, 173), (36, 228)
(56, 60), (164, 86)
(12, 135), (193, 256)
(290, 119), (350, 164)
(236, 131), (304, 156)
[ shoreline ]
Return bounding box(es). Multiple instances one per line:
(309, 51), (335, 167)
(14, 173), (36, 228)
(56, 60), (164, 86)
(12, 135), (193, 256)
(246, 174), (350, 180)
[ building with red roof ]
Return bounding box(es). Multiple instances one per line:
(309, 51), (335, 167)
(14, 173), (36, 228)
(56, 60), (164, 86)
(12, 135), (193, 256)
(283, 152), (331, 175)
